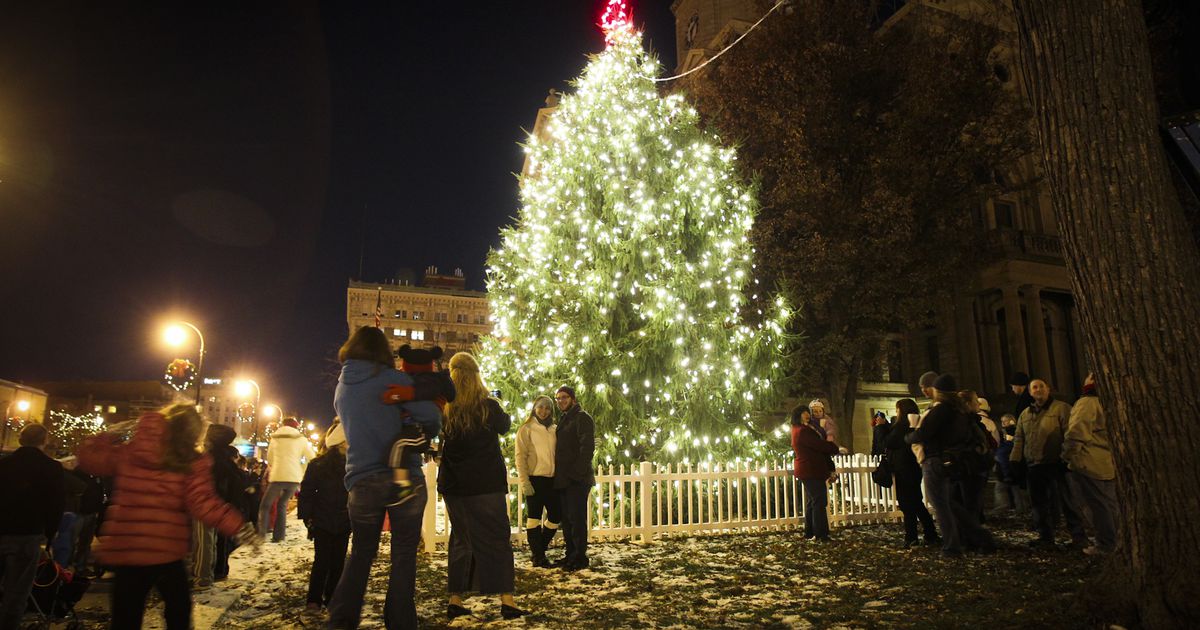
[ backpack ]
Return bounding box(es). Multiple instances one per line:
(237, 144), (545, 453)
(940, 412), (994, 482)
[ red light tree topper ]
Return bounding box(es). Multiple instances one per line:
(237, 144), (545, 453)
(600, 0), (633, 46)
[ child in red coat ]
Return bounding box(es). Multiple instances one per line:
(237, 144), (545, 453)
(77, 404), (259, 629)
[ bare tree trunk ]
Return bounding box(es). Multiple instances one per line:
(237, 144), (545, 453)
(1012, 1), (1200, 627)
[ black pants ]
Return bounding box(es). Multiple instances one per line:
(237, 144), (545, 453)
(800, 478), (830, 539)
(214, 534), (233, 580)
(895, 471), (937, 542)
(1028, 462), (1087, 543)
(525, 476), (562, 525)
(307, 529), (350, 606)
(559, 481), (592, 567)
(112, 561), (191, 630)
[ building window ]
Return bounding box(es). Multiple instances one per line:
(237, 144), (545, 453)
(393, 328), (407, 337)
(474, 314), (487, 325)
(395, 309), (407, 319)
(994, 200), (1015, 229)
(434, 312), (448, 322)
(455, 313), (466, 323)
(413, 311), (424, 321)
(107, 405), (118, 413)
(93, 405), (102, 412)
(411, 330), (425, 341)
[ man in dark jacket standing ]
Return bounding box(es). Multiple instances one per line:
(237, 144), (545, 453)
(0, 424), (65, 629)
(552, 386), (595, 571)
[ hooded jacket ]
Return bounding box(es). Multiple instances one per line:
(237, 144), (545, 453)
(298, 449), (351, 535)
(76, 412), (244, 566)
(1062, 392), (1114, 480)
(266, 425), (315, 483)
(515, 417), (556, 483)
(334, 359), (441, 490)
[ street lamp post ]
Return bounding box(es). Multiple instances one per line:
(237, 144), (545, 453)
(235, 379), (261, 443)
(260, 403), (283, 448)
(165, 322), (206, 406)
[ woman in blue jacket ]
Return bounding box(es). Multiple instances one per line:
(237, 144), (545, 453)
(325, 326), (441, 630)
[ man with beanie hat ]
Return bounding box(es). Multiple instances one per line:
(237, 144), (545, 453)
(907, 374), (995, 556)
(553, 385), (595, 571)
(259, 417), (316, 542)
(1010, 372), (1034, 420)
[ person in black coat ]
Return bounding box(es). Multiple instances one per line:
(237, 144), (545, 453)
(298, 422), (351, 610)
(552, 385), (595, 571)
(884, 399), (939, 547)
(0, 424), (65, 629)
(206, 424), (247, 581)
(438, 352), (525, 621)
(906, 375), (994, 557)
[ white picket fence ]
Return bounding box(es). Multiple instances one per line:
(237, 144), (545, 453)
(418, 454), (901, 552)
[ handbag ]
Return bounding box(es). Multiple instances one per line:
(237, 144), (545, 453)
(871, 454), (893, 488)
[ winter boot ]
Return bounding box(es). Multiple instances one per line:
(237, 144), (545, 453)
(527, 527), (549, 567)
(541, 524), (561, 565)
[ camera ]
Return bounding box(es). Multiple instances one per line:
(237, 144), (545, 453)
(490, 389), (502, 399)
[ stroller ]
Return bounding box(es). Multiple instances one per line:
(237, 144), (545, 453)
(27, 547), (88, 630)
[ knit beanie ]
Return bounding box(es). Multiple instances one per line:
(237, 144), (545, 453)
(205, 423), (237, 447)
(933, 373), (958, 393)
(283, 417), (300, 429)
(918, 371), (939, 389)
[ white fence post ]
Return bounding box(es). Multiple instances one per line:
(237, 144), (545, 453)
(638, 460), (652, 544)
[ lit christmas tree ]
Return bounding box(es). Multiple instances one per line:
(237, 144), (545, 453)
(480, 0), (793, 465)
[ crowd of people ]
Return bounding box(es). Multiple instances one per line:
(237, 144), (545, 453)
(0, 321), (1120, 629)
(799, 368), (1120, 558)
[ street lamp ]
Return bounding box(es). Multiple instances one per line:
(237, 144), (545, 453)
(164, 321), (206, 406)
(3, 399), (31, 450)
(261, 403), (283, 446)
(235, 379), (261, 443)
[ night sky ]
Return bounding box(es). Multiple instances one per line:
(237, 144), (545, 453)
(0, 1), (677, 423)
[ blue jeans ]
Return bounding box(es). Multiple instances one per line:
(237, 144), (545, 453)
(922, 459), (993, 553)
(258, 481), (300, 542)
(0, 534), (44, 630)
(327, 472), (426, 630)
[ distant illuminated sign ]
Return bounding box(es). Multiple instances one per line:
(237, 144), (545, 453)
(204, 378), (223, 385)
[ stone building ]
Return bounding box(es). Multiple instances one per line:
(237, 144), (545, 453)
(346, 267), (492, 358)
(670, 0), (1087, 452)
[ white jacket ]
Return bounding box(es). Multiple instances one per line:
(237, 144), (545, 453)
(515, 419), (556, 482)
(267, 425), (315, 483)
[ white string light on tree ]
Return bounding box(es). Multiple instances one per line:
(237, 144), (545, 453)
(479, 0), (795, 467)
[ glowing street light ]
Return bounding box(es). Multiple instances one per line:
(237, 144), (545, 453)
(15, 400), (30, 413)
(163, 321), (206, 406)
(235, 379), (261, 442)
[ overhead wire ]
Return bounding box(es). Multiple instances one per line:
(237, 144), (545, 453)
(652, 0), (790, 83)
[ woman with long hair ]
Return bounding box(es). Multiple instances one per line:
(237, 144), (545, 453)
(298, 420), (351, 612)
(906, 375), (995, 557)
(884, 398), (940, 547)
(438, 352), (525, 621)
(791, 404), (839, 541)
(76, 404), (256, 629)
(515, 395), (560, 567)
(326, 326), (442, 630)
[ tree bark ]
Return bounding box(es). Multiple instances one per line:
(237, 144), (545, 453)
(1011, 1), (1200, 627)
